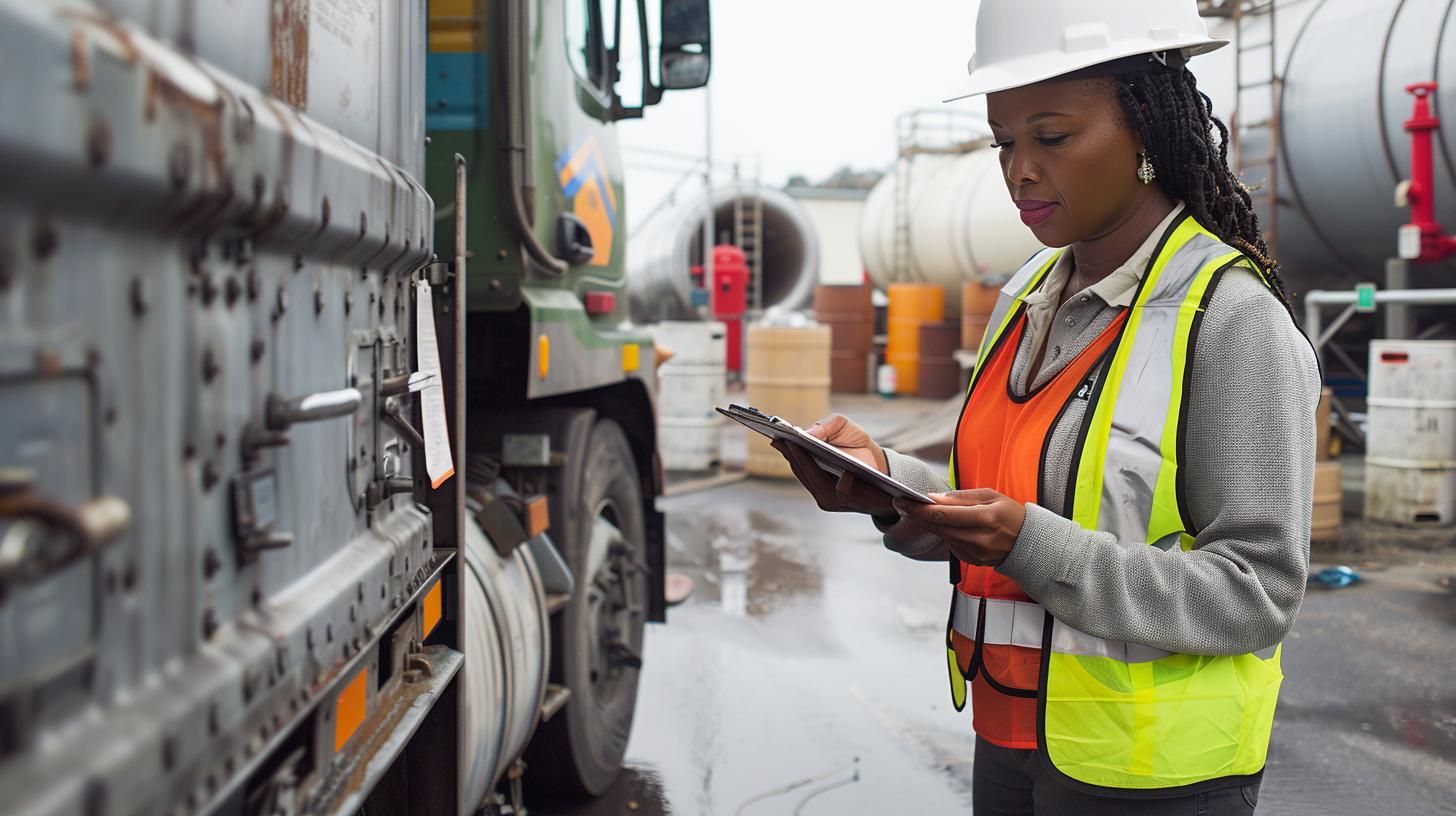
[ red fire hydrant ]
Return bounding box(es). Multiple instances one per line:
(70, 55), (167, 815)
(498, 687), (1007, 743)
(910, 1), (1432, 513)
(1398, 82), (1456, 263)
(710, 245), (749, 374)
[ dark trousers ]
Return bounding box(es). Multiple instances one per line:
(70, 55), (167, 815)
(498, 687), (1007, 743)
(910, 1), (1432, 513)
(973, 737), (1260, 815)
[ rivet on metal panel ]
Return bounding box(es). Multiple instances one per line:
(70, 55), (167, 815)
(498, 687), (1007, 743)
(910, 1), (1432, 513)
(359, 212), (368, 236)
(83, 777), (105, 816)
(200, 274), (217, 306)
(490, 279), (502, 290)
(246, 269), (260, 302)
(498, 249), (509, 259)
(314, 287), (323, 315)
(201, 348), (220, 383)
(293, 255), (304, 273)
(208, 704), (220, 735)
(344, 292), (353, 315)
(202, 461), (219, 491)
(215, 432), (226, 451)
(223, 755), (234, 775)
(183, 441), (197, 461)
(122, 561), (137, 592)
(224, 276), (241, 307)
(31, 216), (57, 261)
(273, 287), (288, 321)
(306, 627), (315, 649)
(352, 638), (361, 652)
(168, 143), (191, 191)
(321, 197), (331, 228)
(348, 603), (356, 623)
(243, 671), (257, 702)
(202, 609), (218, 640)
(162, 734), (178, 770)
(250, 339), (266, 364)
(0, 238), (13, 290)
(86, 118), (110, 168)
(104, 567), (117, 593)
(325, 624), (333, 643)
(105, 406), (117, 426)
(130, 277), (149, 315)
(85, 347), (101, 370)
(203, 548), (221, 579)
(251, 173), (266, 208)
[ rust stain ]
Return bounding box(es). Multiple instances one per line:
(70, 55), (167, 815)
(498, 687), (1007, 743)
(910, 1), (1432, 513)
(71, 30), (90, 90)
(270, 0), (310, 109)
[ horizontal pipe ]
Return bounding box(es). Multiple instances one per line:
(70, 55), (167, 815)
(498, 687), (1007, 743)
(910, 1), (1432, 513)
(1304, 288), (1456, 305)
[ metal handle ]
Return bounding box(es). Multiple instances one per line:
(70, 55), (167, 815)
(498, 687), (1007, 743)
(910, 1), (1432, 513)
(266, 387), (362, 430)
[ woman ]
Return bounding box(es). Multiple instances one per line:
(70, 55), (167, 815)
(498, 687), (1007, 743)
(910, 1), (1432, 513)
(772, 1), (1319, 813)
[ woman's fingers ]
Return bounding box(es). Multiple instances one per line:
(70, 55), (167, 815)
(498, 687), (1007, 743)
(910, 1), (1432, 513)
(896, 500), (995, 530)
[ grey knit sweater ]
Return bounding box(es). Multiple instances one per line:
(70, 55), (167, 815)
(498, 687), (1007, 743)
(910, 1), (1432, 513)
(879, 267), (1320, 657)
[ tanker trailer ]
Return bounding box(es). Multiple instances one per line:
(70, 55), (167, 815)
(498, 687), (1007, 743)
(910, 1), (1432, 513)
(0, 1), (710, 814)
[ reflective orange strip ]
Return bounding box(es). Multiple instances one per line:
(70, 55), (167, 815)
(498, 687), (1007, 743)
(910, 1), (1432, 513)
(333, 666), (369, 753)
(422, 580), (443, 639)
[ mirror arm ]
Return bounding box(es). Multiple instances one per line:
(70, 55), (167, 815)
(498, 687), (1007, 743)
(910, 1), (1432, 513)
(639, 0), (663, 107)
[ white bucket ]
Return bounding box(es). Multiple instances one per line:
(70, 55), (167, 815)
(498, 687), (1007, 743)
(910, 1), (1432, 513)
(653, 322), (727, 471)
(650, 321), (727, 367)
(1364, 340), (1456, 526)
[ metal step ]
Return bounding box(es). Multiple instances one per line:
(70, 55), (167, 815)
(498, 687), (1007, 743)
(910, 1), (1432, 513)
(540, 683), (571, 721)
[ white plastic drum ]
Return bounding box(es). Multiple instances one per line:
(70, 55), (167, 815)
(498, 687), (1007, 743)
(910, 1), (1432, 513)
(461, 514), (550, 810)
(1364, 340), (1456, 526)
(652, 322), (727, 471)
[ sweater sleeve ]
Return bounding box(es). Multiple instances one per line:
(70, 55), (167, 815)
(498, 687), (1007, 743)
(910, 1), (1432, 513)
(996, 270), (1318, 656)
(875, 448), (954, 560)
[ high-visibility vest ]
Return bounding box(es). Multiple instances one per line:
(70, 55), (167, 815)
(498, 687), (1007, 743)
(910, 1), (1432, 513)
(945, 212), (1299, 794)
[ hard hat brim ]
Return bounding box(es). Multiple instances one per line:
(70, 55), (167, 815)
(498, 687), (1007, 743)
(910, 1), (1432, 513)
(943, 38), (1227, 103)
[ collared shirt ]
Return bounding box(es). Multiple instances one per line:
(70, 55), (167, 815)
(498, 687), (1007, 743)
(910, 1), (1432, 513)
(1017, 204), (1186, 392)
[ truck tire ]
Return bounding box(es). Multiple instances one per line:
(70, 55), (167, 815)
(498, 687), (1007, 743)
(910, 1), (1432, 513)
(527, 418), (648, 798)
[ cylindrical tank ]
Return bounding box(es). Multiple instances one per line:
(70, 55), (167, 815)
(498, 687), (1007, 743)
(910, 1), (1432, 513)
(885, 283), (946, 395)
(1364, 340), (1456, 526)
(461, 504), (550, 808)
(1194, 0), (1456, 292)
(651, 321), (727, 471)
(917, 322), (963, 399)
(745, 325), (831, 479)
(860, 151), (1042, 315)
(629, 184), (820, 321)
(814, 284), (876, 393)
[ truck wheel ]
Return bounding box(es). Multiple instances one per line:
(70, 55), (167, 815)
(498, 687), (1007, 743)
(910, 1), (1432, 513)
(528, 418), (648, 798)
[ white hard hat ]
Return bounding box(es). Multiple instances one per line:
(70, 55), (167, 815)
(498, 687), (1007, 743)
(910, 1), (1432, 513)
(946, 0), (1227, 101)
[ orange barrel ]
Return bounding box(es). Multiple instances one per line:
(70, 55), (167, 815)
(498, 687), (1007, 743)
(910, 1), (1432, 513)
(886, 283), (945, 395)
(745, 324), (832, 479)
(1311, 461), (1342, 543)
(815, 284), (875, 393)
(1316, 386), (1333, 461)
(917, 322), (963, 399)
(962, 280), (1000, 351)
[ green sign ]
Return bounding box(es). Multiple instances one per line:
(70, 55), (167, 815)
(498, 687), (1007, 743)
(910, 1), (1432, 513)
(1355, 282), (1377, 313)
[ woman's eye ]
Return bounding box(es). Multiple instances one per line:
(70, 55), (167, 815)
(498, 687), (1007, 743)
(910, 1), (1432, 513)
(1037, 135), (1069, 147)
(990, 141), (1012, 150)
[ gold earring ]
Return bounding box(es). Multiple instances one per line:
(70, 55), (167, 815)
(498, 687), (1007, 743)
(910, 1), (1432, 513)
(1137, 153), (1156, 185)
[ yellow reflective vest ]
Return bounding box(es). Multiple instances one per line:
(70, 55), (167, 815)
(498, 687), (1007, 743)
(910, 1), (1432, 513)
(948, 213), (1303, 793)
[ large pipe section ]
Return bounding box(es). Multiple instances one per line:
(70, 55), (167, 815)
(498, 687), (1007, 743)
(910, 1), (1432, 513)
(1195, 0), (1456, 292)
(858, 150), (1042, 316)
(628, 184), (819, 321)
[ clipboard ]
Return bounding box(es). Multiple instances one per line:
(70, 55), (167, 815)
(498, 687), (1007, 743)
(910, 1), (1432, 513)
(716, 404), (935, 504)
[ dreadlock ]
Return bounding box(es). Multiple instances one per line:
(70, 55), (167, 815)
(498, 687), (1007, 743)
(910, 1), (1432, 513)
(1108, 64), (1293, 309)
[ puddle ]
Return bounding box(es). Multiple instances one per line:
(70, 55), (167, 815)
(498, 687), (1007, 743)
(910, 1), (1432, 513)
(1275, 699), (1456, 762)
(535, 764), (672, 815)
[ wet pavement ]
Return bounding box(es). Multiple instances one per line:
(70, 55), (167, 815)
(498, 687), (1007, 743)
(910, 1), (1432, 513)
(543, 395), (1456, 815)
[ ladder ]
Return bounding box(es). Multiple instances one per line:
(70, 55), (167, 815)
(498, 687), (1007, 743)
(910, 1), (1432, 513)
(1231, 0), (1281, 255)
(732, 169), (763, 312)
(892, 110), (990, 283)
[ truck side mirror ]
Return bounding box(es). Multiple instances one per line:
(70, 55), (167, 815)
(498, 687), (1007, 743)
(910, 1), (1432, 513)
(659, 0), (711, 90)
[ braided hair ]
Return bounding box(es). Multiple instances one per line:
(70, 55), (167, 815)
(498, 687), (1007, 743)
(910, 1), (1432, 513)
(1107, 64), (1292, 308)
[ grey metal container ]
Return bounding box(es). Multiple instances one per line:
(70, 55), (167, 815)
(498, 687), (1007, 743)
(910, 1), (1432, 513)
(0, 3), (445, 814)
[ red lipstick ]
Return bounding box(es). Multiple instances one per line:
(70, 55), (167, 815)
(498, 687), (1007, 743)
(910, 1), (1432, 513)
(1016, 199), (1057, 227)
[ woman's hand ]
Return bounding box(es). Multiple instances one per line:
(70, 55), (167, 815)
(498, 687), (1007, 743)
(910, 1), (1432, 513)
(893, 489), (1027, 566)
(770, 415), (894, 517)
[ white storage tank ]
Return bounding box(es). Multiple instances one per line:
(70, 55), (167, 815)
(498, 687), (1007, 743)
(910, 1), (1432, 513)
(1364, 340), (1456, 526)
(651, 321), (727, 471)
(859, 149), (1042, 316)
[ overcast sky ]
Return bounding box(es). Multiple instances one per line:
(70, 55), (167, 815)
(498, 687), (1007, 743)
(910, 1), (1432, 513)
(617, 0), (984, 224)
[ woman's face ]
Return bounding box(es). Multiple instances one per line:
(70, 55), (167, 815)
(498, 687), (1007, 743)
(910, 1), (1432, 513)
(986, 78), (1148, 247)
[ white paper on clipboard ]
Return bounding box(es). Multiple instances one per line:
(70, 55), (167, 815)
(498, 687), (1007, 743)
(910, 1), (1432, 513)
(416, 278), (455, 488)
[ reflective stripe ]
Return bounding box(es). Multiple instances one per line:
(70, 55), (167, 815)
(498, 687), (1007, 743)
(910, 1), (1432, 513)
(951, 592), (1046, 649)
(951, 592), (1176, 663)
